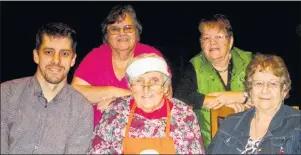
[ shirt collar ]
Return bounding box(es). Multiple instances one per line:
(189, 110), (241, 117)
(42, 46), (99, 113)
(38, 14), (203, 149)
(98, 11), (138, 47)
(53, 84), (69, 101)
(31, 75), (43, 97)
(31, 75), (69, 101)
(266, 104), (285, 133)
(234, 108), (255, 136)
(235, 104), (285, 137)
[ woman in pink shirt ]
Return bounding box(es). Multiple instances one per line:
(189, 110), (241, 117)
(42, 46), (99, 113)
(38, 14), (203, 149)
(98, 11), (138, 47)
(71, 5), (169, 126)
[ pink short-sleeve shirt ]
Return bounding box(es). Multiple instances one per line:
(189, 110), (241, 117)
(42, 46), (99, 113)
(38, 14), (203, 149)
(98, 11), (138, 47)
(74, 42), (165, 126)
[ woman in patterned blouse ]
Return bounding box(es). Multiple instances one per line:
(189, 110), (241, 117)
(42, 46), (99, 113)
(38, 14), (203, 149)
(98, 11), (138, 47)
(88, 53), (205, 154)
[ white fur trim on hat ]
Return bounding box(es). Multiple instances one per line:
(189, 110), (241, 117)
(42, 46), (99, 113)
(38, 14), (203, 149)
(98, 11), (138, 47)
(126, 57), (170, 79)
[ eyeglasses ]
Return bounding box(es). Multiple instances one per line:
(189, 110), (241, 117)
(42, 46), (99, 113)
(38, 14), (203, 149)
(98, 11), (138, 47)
(200, 35), (229, 43)
(252, 80), (283, 89)
(130, 79), (168, 91)
(107, 25), (135, 35)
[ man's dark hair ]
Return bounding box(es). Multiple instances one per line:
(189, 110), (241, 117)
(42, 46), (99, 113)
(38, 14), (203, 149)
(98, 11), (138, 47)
(101, 4), (143, 43)
(35, 22), (77, 53)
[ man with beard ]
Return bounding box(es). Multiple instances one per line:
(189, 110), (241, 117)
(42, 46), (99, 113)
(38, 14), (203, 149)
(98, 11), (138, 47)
(1, 22), (93, 154)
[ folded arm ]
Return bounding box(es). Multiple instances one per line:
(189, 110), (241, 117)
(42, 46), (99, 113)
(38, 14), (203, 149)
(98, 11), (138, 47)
(174, 63), (250, 112)
(206, 91), (250, 112)
(71, 77), (131, 104)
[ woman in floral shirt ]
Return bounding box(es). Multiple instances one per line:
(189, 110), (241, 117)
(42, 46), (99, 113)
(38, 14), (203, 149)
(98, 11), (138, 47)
(88, 54), (205, 154)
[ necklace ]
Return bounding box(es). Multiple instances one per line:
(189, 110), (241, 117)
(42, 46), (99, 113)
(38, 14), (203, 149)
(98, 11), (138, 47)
(216, 68), (228, 73)
(213, 54), (231, 73)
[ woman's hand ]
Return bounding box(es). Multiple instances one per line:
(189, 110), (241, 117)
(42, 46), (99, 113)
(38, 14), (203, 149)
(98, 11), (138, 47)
(202, 95), (218, 109)
(208, 91), (245, 104)
(96, 89), (132, 111)
(96, 97), (116, 111)
(205, 91), (250, 112)
(224, 103), (246, 113)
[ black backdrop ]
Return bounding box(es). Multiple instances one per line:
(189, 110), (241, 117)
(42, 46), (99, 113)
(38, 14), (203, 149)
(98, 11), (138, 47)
(1, 1), (300, 106)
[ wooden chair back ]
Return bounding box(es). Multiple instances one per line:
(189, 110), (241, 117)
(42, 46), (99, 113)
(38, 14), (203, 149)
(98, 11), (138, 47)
(210, 106), (235, 139)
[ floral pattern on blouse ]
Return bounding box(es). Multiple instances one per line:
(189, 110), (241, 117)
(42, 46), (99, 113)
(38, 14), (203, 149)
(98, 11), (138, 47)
(88, 96), (205, 154)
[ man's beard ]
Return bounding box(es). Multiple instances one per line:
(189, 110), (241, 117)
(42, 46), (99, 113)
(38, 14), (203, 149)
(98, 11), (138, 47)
(40, 65), (66, 84)
(44, 73), (66, 84)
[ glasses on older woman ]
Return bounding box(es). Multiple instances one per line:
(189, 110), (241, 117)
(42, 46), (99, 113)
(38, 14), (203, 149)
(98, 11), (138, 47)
(252, 80), (283, 89)
(108, 25), (135, 35)
(200, 35), (229, 43)
(130, 79), (168, 91)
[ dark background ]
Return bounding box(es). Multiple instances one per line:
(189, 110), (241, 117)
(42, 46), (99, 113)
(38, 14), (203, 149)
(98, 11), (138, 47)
(1, 1), (300, 106)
